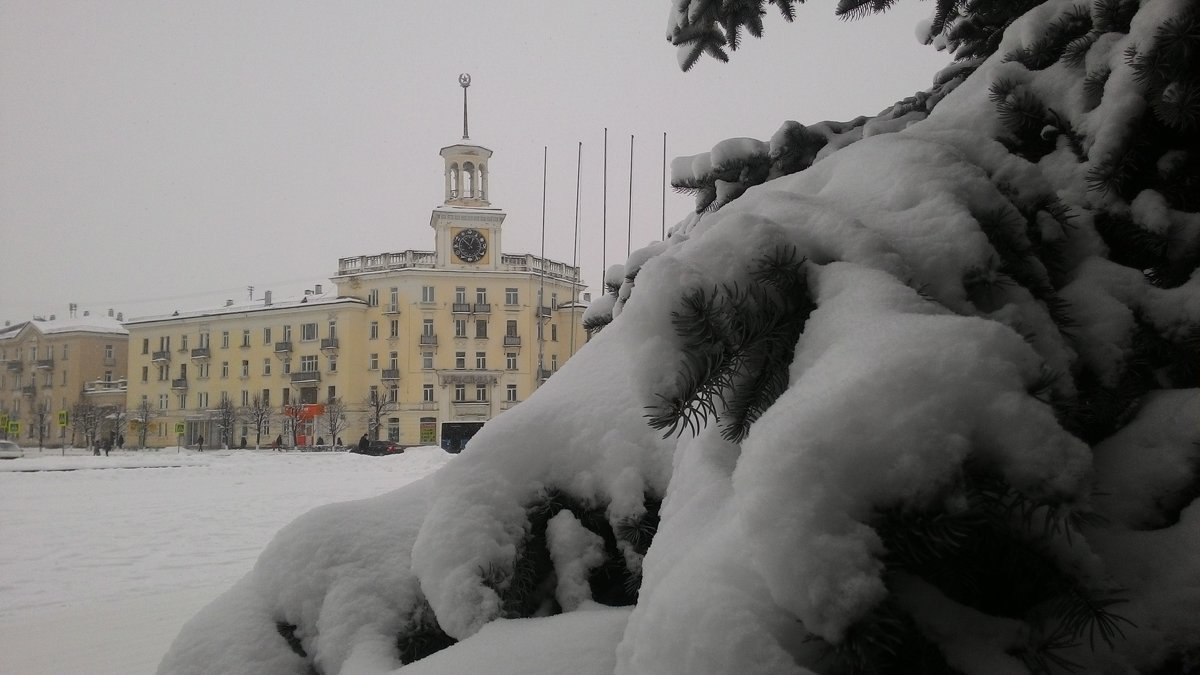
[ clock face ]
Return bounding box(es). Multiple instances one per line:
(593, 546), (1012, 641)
(452, 229), (487, 263)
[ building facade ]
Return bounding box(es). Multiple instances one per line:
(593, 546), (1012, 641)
(122, 120), (587, 451)
(123, 289), (367, 448)
(0, 310), (129, 446)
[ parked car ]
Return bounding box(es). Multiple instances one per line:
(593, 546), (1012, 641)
(0, 440), (22, 459)
(351, 440), (403, 456)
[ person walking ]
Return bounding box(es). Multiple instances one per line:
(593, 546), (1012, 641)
(197, 434), (204, 451)
(358, 433), (369, 453)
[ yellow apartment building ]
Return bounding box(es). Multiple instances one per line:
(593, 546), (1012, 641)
(123, 289), (368, 449)
(122, 78), (589, 451)
(0, 309), (129, 446)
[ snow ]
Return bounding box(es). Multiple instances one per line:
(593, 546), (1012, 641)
(0, 448), (448, 674)
(159, 1), (1200, 671)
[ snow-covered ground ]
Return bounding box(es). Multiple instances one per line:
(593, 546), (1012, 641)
(0, 446), (450, 674)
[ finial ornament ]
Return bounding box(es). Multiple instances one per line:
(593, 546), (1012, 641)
(459, 73), (472, 139)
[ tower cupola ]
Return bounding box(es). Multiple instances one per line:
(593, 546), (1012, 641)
(440, 73), (492, 207)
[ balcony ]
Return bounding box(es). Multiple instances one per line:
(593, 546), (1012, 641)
(84, 378), (127, 393)
(6, 361), (23, 373)
(274, 341), (293, 353)
(501, 400), (520, 410)
(381, 369), (401, 381)
(452, 401), (491, 418)
(452, 303), (472, 314)
(473, 303), (491, 314)
(419, 334), (438, 346)
(36, 358), (54, 369)
(384, 304), (400, 315)
(290, 371), (321, 383)
(171, 378), (188, 390)
(537, 306), (552, 318)
(320, 338), (339, 351)
(21, 385), (36, 396)
(151, 350), (171, 363)
(538, 368), (553, 381)
(503, 335), (522, 347)
(190, 347), (211, 359)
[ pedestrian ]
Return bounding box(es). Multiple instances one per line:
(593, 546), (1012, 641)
(274, 434), (283, 451)
(336, 436), (342, 448)
(197, 434), (204, 451)
(102, 436), (112, 457)
(358, 433), (369, 453)
(117, 434), (125, 449)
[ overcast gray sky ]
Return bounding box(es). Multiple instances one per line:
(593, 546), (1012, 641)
(1, 0), (948, 324)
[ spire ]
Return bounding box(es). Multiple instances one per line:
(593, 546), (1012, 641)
(459, 73), (471, 140)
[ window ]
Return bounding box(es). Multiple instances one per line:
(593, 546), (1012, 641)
(506, 353), (517, 370)
(389, 319), (399, 338)
(423, 384), (434, 402)
(142, 338), (149, 355)
(327, 386), (336, 401)
(551, 293), (558, 310)
(282, 388), (290, 405)
(328, 320), (337, 340)
(369, 353), (379, 370)
(263, 358), (271, 376)
(455, 352), (466, 370)
(241, 390), (249, 406)
(454, 384), (466, 401)
(455, 319), (467, 337)
(476, 384), (488, 402)
(476, 352), (487, 369)
(105, 344), (114, 359)
(422, 351), (434, 369)
(300, 355), (318, 372)
(199, 332), (210, 349)
(181, 334), (189, 351)
(506, 320), (518, 337)
(159, 394), (169, 410)
(422, 319), (434, 336)
(141, 366), (148, 382)
(241, 360), (249, 378)
(282, 325), (292, 342)
(178, 393), (187, 409)
(221, 361), (229, 378)
(283, 358), (291, 375)
(198, 362), (209, 379)
(328, 356), (337, 372)
(159, 336), (170, 352)
(62, 344), (68, 360)
(367, 289), (379, 307)
(264, 327), (272, 345)
(241, 329), (251, 347)
(551, 355), (558, 371)
(387, 385), (398, 403)
(455, 287), (467, 303)
(476, 288), (487, 305)
(551, 324), (558, 342)
(387, 417), (400, 441)
(369, 321), (379, 339)
(198, 392), (209, 408)
(421, 286), (435, 303)
(262, 389), (270, 406)
(389, 351), (399, 370)
(222, 331), (230, 349)
(476, 320), (488, 338)
(159, 364), (169, 381)
(389, 287), (399, 311)
(301, 323), (318, 341)
(506, 384), (518, 402)
(369, 385), (379, 403)
(61, 370), (67, 385)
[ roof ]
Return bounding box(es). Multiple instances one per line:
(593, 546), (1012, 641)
(0, 314), (129, 341)
(124, 291), (366, 326)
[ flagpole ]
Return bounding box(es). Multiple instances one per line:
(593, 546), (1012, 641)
(537, 146), (547, 390)
(627, 134), (634, 258)
(602, 128), (608, 288)
(571, 141), (582, 356)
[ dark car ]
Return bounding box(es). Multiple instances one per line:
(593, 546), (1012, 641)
(351, 440), (403, 456)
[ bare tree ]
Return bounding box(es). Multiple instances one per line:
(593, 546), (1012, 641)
(362, 388), (399, 441)
(320, 397), (349, 448)
(132, 398), (155, 449)
(33, 401), (51, 449)
(241, 394), (273, 449)
(106, 406), (128, 449)
(213, 394), (239, 450)
(71, 400), (102, 454)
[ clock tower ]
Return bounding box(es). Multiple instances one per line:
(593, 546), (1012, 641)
(431, 73), (506, 270)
